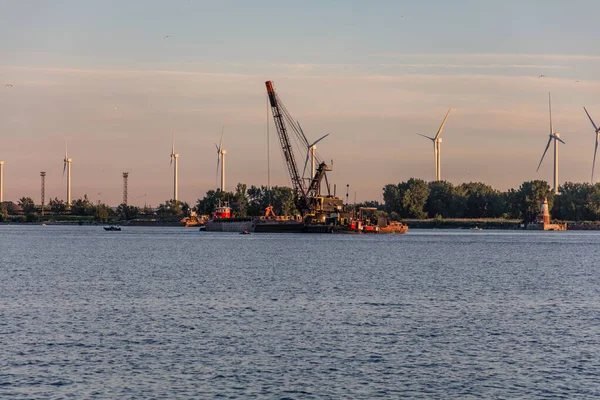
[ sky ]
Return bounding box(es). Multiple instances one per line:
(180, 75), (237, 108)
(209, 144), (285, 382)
(1, 0), (600, 206)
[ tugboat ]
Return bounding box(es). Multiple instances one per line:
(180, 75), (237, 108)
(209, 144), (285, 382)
(204, 202), (253, 232)
(103, 226), (121, 231)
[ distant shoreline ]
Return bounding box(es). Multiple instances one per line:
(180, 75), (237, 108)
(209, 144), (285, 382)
(3, 218), (600, 230)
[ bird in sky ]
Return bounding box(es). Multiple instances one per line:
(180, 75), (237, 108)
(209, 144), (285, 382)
(5, 84), (13, 87)
(538, 75), (546, 78)
(163, 35), (171, 39)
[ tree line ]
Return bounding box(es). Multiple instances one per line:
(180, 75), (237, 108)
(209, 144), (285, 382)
(0, 195), (140, 222)
(383, 179), (600, 222)
(4, 179), (600, 223)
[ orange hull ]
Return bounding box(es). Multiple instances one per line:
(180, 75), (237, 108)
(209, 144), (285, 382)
(379, 222), (409, 234)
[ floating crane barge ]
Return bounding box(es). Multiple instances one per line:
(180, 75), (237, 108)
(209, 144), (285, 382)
(265, 80), (407, 234)
(203, 81), (407, 234)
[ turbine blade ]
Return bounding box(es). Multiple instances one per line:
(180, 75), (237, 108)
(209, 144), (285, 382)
(297, 121), (309, 145)
(548, 92), (553, 134)
(536, 137), (552, 172)
(584, 107), (599, 132)
(310, 133), (329, 147)
(554, 135), (565, 145)
(434, 108), (451, 140)
(416, 133), (435, 141)
(63, 161), (66, 178)
(215, 143), (220, 152)
(593, 134), (599, 183)
(219, 126), (224, 150)
(302, 152), (310, 178)
(172, 133), (175, 154)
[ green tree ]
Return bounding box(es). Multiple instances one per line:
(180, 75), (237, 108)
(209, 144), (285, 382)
(382, 184), (400, 214)
(94, 203), (112, 222)
(395, 178), (430, 218)
(552, 182), (591, 221)
(245, 185), (297, 216)
(584, 183), (600, 220)
(116, 204), (139, 220)
(157, 199), (185, 216)
(513, 180), (554, 222)
(18, 197), (36, 214)
(425, 181), (466, 218)
(71, 195), (94, 216)
(269, 186), (297, 216)
(232, 183), (248, 217)
(49, 198), (66, 213)
(458, 182), (505, 218)
(0, 202), (8, 221)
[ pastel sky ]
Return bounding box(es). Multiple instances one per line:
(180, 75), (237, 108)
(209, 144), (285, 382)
(1, 0), (600, 206)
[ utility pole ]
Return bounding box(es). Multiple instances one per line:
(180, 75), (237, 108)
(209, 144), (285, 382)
(122, 172), (129, 205)
(40, 172), (46, 215)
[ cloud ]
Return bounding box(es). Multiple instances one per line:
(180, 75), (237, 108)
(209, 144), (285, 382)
(377, 53), (600, 62)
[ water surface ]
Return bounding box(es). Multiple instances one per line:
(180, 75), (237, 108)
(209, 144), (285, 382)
(1, 226), (599, 398)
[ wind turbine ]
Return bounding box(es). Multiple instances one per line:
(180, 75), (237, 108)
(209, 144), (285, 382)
(170, 134), (179, 202)
(417, 108), (451, 181)
(299, 123), (329, 180)
(215, 126), (226, 192)
(63, 142), (72, 209)
(583, 107), (600, 183)
(536, 93), (565, 195)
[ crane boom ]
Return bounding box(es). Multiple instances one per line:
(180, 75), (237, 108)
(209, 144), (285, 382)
(266, 81), (309, 211)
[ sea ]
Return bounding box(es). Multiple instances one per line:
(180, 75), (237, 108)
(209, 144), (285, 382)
(1, 225), (599, 399)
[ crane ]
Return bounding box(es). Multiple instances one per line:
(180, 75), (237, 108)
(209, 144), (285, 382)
(266, 80), (332, 215)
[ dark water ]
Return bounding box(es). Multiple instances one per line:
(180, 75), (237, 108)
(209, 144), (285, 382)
(1, 226), (599, 399)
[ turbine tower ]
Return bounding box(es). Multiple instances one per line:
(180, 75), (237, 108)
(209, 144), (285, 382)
(0, 161), (4, 203)
(122, 172), (129, 205)
(417, 108), (451, 181)
(536, 93), (565, 195)
(40, 172), (46, 215)
(583, 107), (600, 183)
(63, 143), (72, 209)
(170, 135), (179, 202)
(215, 127), (226, 191)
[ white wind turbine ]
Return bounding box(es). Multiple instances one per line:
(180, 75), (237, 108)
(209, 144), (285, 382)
(417, 108), (451, 181)
(299, 123), (329, 180)
(536, 93), (565, 195)
(170, 134), (179, 202)
(63, 142), (72, 209)
(215, 126), (226, 192)
(583, 107), (600, 183)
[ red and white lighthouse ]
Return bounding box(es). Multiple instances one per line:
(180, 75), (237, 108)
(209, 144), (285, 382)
(536, 197), (550, 225)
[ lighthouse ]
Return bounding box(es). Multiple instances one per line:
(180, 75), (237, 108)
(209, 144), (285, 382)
(536, 198), (551, 225)
(528, 197), (566, 230)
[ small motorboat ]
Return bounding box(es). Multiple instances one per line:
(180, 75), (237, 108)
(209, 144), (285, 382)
(240, 229), (250, 235)
(103, 226), (121, 231)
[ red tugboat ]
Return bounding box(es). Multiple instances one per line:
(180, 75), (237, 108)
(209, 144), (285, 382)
(203, 202), (253, 232)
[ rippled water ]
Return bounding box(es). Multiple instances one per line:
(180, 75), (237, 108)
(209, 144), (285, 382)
(1, 226), (599, 399)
